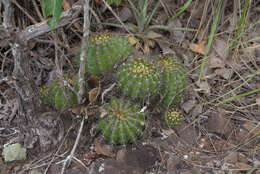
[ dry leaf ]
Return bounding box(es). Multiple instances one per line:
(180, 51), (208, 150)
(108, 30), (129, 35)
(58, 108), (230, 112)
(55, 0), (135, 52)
(208, 56), (225, 68)
(89, 88), (99, 102)
(144, 42), (150, 55)
(213, 38), (229, 59)
(87, 75), (100, 88)
(189, 40), (207, 55)
(196, 80), (211, 94)
(94, 138), (115, 158)
(146, 31), (163, 39)
(162, 128), (175, 136)
(70, 103), (86, 115)
(147, 39), (155, 48)
(235, 162), (252, 169)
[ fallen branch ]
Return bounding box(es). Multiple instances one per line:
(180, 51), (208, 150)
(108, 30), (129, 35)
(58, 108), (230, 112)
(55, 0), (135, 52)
(18, 0), (83, 41)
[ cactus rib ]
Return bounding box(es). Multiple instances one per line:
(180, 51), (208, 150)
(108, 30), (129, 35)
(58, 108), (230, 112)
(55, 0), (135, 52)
(98, 98), (145, 145)
(117, 58), (160, 101)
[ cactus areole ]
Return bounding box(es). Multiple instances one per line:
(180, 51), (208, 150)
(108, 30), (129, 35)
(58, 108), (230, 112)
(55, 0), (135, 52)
(86, 33), (133, 76)
(98, 98), (145, 145)
(117, 58), (160, 101)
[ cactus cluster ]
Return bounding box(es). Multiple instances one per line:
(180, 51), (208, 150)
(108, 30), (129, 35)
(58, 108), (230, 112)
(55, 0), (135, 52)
(116, 58), (160, 101)
(98, 97), (145, 145)
(85, 33), (133, 76)
(165, 109), (182, 128)
(157, 57), (186, 108)
(40, 76), (79, 109)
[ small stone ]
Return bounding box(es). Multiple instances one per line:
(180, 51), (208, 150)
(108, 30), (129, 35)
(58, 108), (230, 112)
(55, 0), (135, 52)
(119, 7), (133, 22)
(205, 111), (233, 138)
(2, 143), (26, 162)
(191, 105), (203, 117)
(181, 99), (197, 113)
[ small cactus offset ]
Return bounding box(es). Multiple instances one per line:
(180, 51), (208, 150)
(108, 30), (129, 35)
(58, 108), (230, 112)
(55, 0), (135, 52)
(165, 109), (182, 128)
(157, 57), (186, 108)
(86, 33), (133, 76)
(98, 97), (145, 145)
(116, 58), (160, 101)
(40, 76), (79, 109)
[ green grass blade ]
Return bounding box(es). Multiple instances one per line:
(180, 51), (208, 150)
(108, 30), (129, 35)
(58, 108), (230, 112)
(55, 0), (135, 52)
(127, 0), (140, 24)
(229, 0), (250, 51)
(197, 0), (224, 85)
(228, 20), (260, 50)
(141, 0), (149, 19)
(168, 0), (193, 24)
(219, 88), (260, 105)
(149, 25), (197, 32)
(145, 0), (160, 30)
(204, 69), (260, 105)
(43, 0), (64, 29)
(245, 36), (260, 43)
(247, 168), (257, 174)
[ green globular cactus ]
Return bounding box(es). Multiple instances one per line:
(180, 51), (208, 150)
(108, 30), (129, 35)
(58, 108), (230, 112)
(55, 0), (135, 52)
(98, 97), (145, 145)
(86, 33), (133, 76)
(157, 57), (186, 108)
(40, 76), (79, 109)
(116, 58), (160, 101)
(165, 109), (182, 128)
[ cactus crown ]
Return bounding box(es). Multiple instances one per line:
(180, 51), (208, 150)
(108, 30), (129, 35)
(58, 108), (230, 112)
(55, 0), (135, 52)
(130, 59), (153, 75)
(117, 58), (160, 101)
(90, 33), (112, 45)
(98, 97), (145, 145)
(165, 109), (182, 128)
(85, 33), (134, 76)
